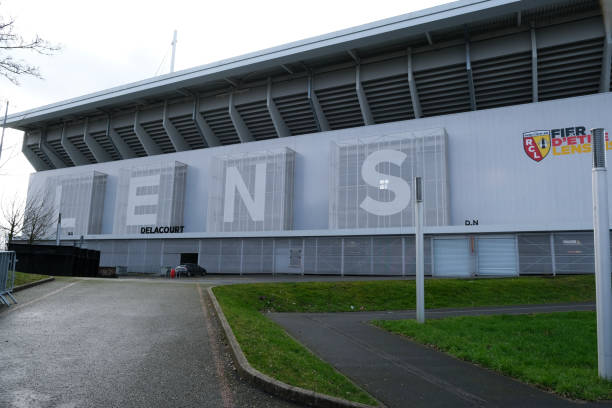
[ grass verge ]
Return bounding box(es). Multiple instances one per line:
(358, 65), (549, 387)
(212, 286), (378, 405)
(374, 312), (610, 401)
(216, 275), (594, 313)
(14, 271), (50, 287)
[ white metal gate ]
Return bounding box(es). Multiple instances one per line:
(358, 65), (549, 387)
(477, 237), (518, 276)
(433, 238), (474, 277)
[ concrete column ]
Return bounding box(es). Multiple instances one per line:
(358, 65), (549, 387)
(162, 100), (189, 151)
(134, 111), (162, 155)
(266, 78), (290, 137)
(193, 96), (220, 147)
(60, 123), (88, 165)
(83, 119), (111, 163)
(228, 93), (254, 143)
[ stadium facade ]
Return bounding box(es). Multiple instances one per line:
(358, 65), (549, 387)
(6, 0), (612, 276)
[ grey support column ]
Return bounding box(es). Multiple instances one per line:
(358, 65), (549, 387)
(193, 96), (220, 147)
(83, 119), (110, 163)
(228, 93), (254, 143)
(108, 117), (136, 159)
(355, 65), (374, 125)
(531, 26), (539, 102)
(39, 129), (66, 169)
(465, 39), (477, 111)
(308, 74), (330, 132)
(266, 78), (290, 137)
(134, 110), (162, 155)
(162, 100), (189, 151)
(21, 132), (50, 171)
(60, 123), (88, 165)
(407, 48), (422, 119)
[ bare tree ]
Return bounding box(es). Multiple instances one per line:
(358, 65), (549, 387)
(21, 190), (55, 245)
(0, 11), (60, 84)
(0, 194), (25, 247)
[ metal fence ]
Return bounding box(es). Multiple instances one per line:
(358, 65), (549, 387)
(0, 251), (17, 306)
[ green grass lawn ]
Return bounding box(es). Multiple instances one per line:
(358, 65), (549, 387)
(216, 275), (595, 314)
(212, 275), (595, 405)
(13, 271), (50, 287)
(374, 312), (610, 401)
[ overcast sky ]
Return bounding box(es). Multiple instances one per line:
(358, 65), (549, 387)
(0, 0), (450, 206)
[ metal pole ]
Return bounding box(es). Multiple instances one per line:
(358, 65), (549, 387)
(170, 30), (177, 73)
(56, 213), (61, 246)
(414, 177), (425, 323)
(0, 101), (8, 163)
(592, 127), (612, 379)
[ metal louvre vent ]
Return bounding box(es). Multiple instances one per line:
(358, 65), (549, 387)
(91, 130), (120, 161)
(538, 37), (604, 101)
(169, 114), (205, 149)
(47, 139), (74, 166)
(362, 74), (414, 123)
(414, 63), (471, 117)
(28, 143), (53, 168)
(274, 93), (318, 135)
(141, 119), (175, 153)
(315, 84), (364, 130)
(202, 108), (239, 145)
(472, 51), (533, 109)
(68, 135), (96, 163)
(115, 125), (147, 157)
(235, 100), (277, 141)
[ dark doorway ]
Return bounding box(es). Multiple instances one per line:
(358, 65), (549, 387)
(180, 253), (198, 264)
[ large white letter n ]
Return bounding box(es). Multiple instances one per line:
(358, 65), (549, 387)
(223, 163), (267, 222)
(360, 149), (411, 216)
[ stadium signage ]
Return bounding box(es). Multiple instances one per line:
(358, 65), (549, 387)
(140, 226), (185, 234)
(523, 126), (609, 162)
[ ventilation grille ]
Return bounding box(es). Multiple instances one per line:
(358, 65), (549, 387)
(170, 114), (205, 149)
(141, 119), (175, 154)
(68, 135), (96, 163)
(91, 130), (121, 161)
(236, 100), (277, 141)
(115, 125), (147, 157)
(47, 139), (74, 167)
(362, 74), (414, 123)
(28, 143), (53, 168)
(415, 63), (471, 117)
(472, 51), (533, 109)
(274, 93), (318, 135)
(316, 84), (364, 130)
(202, 108), (239, 145)
(538, 37), (603, 101)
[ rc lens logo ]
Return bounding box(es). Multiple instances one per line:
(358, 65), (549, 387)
(523, 126), (609, 162)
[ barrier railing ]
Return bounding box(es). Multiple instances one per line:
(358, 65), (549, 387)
(0, 251), (17, 306)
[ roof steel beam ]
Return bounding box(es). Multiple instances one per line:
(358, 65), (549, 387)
(21, 132), (50, 171)
(307, 73), (329, 132)
(600, 1), (612, 93)
(407, 48), (422, 119)
(134, 111), (162, 155)
(355, 64), (374, 125)
(425, 32), (433, 45)
(193, 96), (220, 147)
(531, 26), (539, 102)
(280, 64), (293, 74)
(465, 34), (477, 111)
(162, 100), (189, 151)
(83, 118), (111, 163)
(39, 129), (66, 169)
(108, 117), (136, 159)
(228, 93), (254, 143)
(60, 122), (88, 165)
(266, 78), (290, 137)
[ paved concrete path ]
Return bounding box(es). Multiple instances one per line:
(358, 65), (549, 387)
(269, 303), (604, 408)
(0, 278), (299, 408)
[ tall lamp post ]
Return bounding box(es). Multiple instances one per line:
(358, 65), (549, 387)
(414, 176), (425, 323)
(592, 127), (612, 379)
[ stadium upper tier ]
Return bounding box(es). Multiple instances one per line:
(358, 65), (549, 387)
(5, 0), (610, 170)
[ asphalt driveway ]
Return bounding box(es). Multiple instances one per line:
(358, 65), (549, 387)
(0, 278), (298, 408)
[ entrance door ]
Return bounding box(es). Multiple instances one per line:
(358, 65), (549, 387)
(180, 253), (198, 264)
(477, 237), (518, 276)
(433, 238), (474, 277)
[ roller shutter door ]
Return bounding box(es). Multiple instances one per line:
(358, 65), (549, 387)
(433, 238), (474, 277)
(477, 237), (518, 276)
